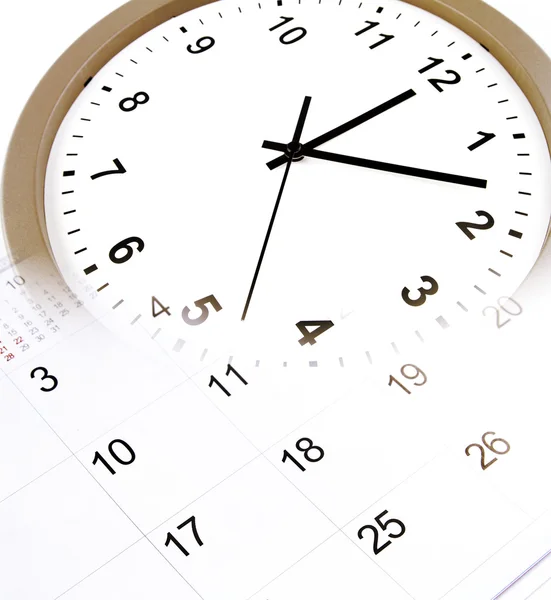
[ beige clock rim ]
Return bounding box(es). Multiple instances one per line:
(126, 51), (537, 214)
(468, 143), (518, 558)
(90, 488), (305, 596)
(2, 0), (551, 273)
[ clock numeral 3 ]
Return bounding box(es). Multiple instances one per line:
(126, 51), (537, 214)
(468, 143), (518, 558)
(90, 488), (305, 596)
(358, 510), (406, 555)
(465, 431), (511, 470)
(30, 366), (59, 392)
(402, 276), (439, 307)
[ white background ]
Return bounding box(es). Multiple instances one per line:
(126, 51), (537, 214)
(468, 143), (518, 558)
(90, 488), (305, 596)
(1, 1), (551, 598)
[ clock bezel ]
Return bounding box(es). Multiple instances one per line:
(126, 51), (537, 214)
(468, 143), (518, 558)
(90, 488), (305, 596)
(2, 0), (551, 277)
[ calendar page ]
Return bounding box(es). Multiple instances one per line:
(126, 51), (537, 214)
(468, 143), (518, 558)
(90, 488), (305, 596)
(2, 0), (551, 598)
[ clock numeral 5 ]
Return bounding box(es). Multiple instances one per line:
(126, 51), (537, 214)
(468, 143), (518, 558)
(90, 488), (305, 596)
(269, 16), (307, 45)
(402, 275), (439, 307)
(182, 295), (223, 326)
(358, 510), (406, 555)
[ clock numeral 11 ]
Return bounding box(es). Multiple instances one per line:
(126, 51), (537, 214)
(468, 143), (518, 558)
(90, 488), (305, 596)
(209, 364), (248, 397)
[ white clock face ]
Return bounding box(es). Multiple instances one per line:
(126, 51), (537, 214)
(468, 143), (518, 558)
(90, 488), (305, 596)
(44, 0), (551, 369)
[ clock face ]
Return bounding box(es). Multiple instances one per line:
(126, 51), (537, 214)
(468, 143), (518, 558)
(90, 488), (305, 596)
(43, 0), (551, 369)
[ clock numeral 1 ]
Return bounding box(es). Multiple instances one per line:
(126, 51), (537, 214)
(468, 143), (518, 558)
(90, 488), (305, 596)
(388, 364), (427, 395)
(465, 431), (511, 470)
(282, 437), (325, 472)
(165, 516), (203, 557)
(418, 56), (445, 74)
(209, 364), (248, 397)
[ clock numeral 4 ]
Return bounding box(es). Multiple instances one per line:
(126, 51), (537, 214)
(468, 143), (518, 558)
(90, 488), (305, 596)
(388, 363), (427, 395)
(358, 510), (406, 555)
(165, 516), (203, 557)
(282, 437), (325, 472)
(269, 16), (307, 45)
(209, 364), (248, 397)
(296, 320), (334, 346)
(465, 431), (511, 470)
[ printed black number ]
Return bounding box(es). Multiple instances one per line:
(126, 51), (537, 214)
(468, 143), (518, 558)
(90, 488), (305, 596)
(282, 437), (325, 472)
(428, 70), (462, 92)
(109, 236), (145, 264)
(388, 364), (427, 395)
(91, 158), (127, 180)
(354, 20), (394, 49)
(418, 56), (445, 74)
(187, 36), (215, 54)
(30, 366), (59, 392)
(468, 131), (496, 151)
(119, 92), (150, 112)
(358, 510), (406, 555)
(93, 439), (136, 475)
(152, 296), (171, 318)
(165, 516), (203, 557)
(465, 431), (511, 470)
(269, 16), (307, 44)
(483, 297), (523, 329)
(6, 276), (25, 289)
(296, 320), (334, 346)
(402, 276), (439, 307)
(456, 210), (495, 240)
(182, 295), (223, 326)
(209, 364), (248, 397)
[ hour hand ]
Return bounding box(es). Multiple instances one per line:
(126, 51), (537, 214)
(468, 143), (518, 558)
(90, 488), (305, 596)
(263, 141), (487, 189)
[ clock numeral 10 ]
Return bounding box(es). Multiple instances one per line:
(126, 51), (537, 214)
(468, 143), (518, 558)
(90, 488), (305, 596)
(465, 431), (511, 470)
(282, 437), (325, 472)
(388, 364), (427, 395)
(93, 439), (136, 475)
(209, 364), (248, 397)
(165, 516), (203, 557)
(269, 16), (307, 45)
(358, 510), (406, 555)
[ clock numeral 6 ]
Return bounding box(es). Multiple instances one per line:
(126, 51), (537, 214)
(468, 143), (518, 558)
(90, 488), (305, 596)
(182, 295), (223, 326)
(109, 236), (145, 264)
(269, 16), (307, 45)
(119, 92), (150, 112)
(465, 431), (510, 470)
(358, 510), (406, 555)
(186, 36), (215, 54)
(402, 275), (439, 307)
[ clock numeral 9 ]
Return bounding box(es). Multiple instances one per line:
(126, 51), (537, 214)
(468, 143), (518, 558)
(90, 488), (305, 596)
(282, 437), (325, 472)
(119, 92), (150, 112)
(187, 36), (215, 54)
(402, 275), (439, 307)
(269, 16), (307, 45)
(109, 236), (145, 264)
(388, 363), (427, 395)
(358, 510), (406, 555)
(465, 431), (510, 470)
(165, 516), (203, 557)
(483, 297), (523, 329)
(182, 295), (223, 326)
(93, 439), (136, 475)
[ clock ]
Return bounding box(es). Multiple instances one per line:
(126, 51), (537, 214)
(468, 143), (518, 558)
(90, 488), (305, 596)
(2, 0), (551, 599)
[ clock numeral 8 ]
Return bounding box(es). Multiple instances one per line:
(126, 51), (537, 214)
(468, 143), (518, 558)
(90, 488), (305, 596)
(402, 275), (439, 307)
(119, 91), (150, 112)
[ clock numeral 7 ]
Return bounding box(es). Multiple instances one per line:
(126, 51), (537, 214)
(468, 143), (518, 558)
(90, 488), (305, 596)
(209, 364), (248, 397)
(358, 510), (406, 555)
(269, 16), (307, 45)
(90, 158), (126, 180)
(465, 431), (511, 470)
(354, 20), (394, 50)
(389, 364), (427, 394)
(165, 516), (203, 557)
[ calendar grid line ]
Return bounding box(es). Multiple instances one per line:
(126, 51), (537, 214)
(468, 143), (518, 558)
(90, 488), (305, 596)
(6, 367), (207, 600)
(525, 572), (551, 599)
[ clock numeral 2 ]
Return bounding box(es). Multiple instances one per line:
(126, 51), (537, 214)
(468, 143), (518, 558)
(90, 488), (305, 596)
(465, 431), (510, 470)
(456, 210), (495, 240)
(358, 510), (406, 555)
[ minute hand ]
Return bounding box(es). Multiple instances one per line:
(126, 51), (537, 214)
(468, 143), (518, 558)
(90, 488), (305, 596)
(263, 141), (487, 189)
